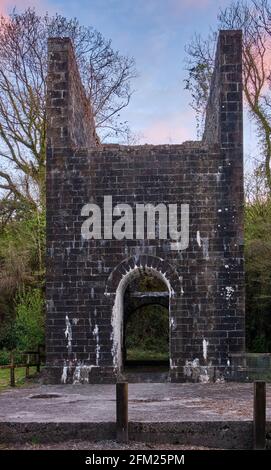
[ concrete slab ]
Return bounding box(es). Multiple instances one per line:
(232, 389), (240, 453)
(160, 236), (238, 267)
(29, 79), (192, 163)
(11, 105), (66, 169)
(0, 382), (270, 423)
(0, 383), (270, 448)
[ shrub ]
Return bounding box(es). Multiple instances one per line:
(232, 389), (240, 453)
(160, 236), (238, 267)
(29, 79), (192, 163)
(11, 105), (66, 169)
(126, 305), (169, 355)
(14, 288), (45, 351)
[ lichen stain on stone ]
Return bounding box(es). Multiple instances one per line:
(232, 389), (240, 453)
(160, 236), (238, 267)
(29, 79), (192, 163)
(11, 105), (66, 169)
(202, 237), (209, 260)
(72, 364), (94, 384)
(170, 358), (177, 369)
(170, 317), (176, 331)
(199, 369), (210, 383)
(61, 363), (68, 384)
(93, 324), (100, 366)
(184, 358), (212, 383)
(196, 230), (201, 247)
(225, 286), (235, 301)
(64, 315), (72, 354)
(203, 338), (209, 362)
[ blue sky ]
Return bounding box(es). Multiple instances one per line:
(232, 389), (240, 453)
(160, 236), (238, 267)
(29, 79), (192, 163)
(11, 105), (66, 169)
(1, 0), (258, 157)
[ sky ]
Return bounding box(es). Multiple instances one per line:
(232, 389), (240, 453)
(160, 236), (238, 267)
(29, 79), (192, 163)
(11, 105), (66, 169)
(0, 0), (258, 157)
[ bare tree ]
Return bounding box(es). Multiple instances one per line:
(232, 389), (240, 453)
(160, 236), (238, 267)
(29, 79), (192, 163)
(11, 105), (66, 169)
(184, 31), (217, 136)
(185, 0), (271, 193)
(0, 8), (136, 210)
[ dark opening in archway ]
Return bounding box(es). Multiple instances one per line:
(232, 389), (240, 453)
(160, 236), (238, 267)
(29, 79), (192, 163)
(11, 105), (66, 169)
(123, 273), (169, 372)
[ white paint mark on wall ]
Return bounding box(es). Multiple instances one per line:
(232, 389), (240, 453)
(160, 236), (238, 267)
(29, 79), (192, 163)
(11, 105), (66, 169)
(215, 172), (221, 184)
(199, 368), (210, 383)
(73, 365), (81, 384)
(203, 338), (209, 362)
(170, 358), (177, 369)
(72, 364), (98, 384)
(111, 284), (123, 369)
(64, 316), (72, 353)
(93, 324), (100, 366)
(184, 358), (212, 383)
(202, 237), (209, 260)
(98, 260), (102, 273)
(196, 230), (201, 247)
(184, 358), (200, 377)
(61, 364), (68, 384)
(46, 299), (54, 311)
(225, 286), (234, 301)
(170, 317), (176, 330)
(72, 318), (79, 325)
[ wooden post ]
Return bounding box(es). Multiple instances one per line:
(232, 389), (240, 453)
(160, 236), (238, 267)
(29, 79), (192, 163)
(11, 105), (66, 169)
(26, 354), (30, 378)
(10, 352), (15, 387)
(116, 382), (128, 443)
(253, 381), (266, 450)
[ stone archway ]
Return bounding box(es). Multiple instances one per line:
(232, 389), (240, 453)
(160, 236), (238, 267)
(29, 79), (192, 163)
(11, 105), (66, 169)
(105, 255), (181, 373)
(45, 32), (245, 384)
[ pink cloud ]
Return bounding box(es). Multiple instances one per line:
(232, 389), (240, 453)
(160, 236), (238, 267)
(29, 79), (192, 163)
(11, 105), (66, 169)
(1, 1), (29, 14)
(141, 112), (196, 145)
(0, 0), (53, 15)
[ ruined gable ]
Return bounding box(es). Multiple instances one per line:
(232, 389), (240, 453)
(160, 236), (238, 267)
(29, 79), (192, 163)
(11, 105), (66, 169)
(45, 31), (245, 383)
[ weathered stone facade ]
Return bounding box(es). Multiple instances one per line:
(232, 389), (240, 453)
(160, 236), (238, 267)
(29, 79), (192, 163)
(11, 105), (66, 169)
(45, 30), (245, 383)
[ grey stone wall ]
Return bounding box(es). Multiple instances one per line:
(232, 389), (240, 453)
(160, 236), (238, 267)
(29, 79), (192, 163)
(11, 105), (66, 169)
(45, 31), (245, 383)
(203, 30), (243, 151)
(47, 38), (99, 150)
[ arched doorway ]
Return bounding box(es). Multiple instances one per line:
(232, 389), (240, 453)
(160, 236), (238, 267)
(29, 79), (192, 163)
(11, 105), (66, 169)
(123, 274), (169, 373)
(110, 263), (172, 376)
(106, 255), (181, 379)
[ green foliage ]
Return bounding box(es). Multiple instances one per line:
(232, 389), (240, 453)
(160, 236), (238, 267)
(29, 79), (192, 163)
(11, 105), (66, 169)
(125, 305), (169, 359)
(0, 204), (45, 352)
(245, 198), (271, 352)
(0, 322), (17, 351)
(14, 288), (45, 351)
(136, 274), (166, 292)
(0, 349), (22, 365)
(126, 347), (168, 362)
(0, 294), (16, 350)
(0, 349), (10, 365)
(0, 209), (45, 291)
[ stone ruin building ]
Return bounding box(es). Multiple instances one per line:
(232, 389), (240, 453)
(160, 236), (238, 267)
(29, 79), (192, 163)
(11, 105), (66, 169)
(45, 30), (245, 383)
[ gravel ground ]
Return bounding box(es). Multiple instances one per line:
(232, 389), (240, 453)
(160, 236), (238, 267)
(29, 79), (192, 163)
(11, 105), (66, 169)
(0, 440), (214, 450)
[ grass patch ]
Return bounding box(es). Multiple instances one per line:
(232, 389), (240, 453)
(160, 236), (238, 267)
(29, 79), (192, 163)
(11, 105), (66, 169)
(125, 305), (169, 361)
(127, 347), (168, 361)
(0, 367), (37, 391)
(247, 371), (271, 382)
